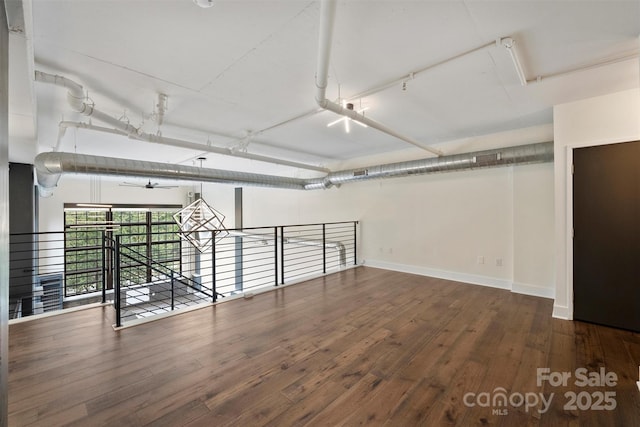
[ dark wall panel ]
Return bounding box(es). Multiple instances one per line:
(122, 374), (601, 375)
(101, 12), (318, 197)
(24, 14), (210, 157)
(9, 163), (35, 300)
(573, 140), (640, 331)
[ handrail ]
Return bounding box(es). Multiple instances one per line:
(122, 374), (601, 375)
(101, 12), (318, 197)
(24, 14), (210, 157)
(117, 243), (221, 299)
(6, 221), (358, 326)
(113, 235), (221, 327)
(228, 230), (347, 266)
(225, 220), (358, 231)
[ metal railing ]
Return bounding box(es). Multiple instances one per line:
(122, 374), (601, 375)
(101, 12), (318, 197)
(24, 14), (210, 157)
(112, 221), (358, 326)
(112, 235), (220, 326)
(9, 221), (358, 325)
(8, 231), (108, 319)
(280, 222), (356, 283)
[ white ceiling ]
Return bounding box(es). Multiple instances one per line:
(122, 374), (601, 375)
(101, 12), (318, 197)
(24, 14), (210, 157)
(7, 0), (640, 175)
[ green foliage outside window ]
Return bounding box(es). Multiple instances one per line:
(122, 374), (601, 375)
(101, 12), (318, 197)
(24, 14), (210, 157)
(64, 207), (181, 296)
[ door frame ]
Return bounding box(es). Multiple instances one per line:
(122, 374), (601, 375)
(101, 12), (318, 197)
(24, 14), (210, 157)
(564, 137), (638, 321)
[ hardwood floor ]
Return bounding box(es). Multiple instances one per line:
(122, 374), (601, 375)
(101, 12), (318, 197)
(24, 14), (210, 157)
(8, 267), (640, 426)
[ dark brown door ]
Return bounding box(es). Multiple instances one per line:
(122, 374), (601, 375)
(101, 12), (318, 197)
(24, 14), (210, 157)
(573, 140), (640, 331)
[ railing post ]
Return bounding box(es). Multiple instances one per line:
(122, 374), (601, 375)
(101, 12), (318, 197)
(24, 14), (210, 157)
(274, 227), (278, 287)
(171, 274), (175, 311)
(279, 226), (285, 285)
(212, 232), (217, 302)
(101, 229), (106, 304)
(322, 224), (326, 274)
(354, 221), (357, 266)
(114, 235), (121, 328)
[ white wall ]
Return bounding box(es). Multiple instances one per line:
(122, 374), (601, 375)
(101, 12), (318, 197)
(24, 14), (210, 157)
(356, 168), (514, 284)
(34, 128), (557, 300)
(38, 176), (189, 232)
(513, 162), (555, 296)
(243, 185), (363, 227)
(553, 88), (640, 319)
(242, 149), (555, 298)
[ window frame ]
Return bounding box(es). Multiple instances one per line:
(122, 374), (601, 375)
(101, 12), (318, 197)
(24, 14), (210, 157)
(63, 203), (182, 297)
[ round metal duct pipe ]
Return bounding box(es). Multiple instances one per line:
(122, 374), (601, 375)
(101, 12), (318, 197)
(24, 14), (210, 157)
(303, 141), (554, 189)
(34, 152), (309, 196)
(35, 142), (553, 196)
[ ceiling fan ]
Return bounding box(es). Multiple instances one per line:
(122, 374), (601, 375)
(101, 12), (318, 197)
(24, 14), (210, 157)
(119, 180), (178, 190)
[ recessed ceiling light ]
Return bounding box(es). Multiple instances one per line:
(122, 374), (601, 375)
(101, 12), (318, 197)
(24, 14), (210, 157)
(193, 0), (214, 9)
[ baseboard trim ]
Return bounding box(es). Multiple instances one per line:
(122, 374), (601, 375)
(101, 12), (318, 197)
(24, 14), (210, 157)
(364, 259), (556, 300)
(9, 302), (109, 325)
(552, 304), (573, 320)
(364, 259), (512, 291)
(512, 281), (555, 300)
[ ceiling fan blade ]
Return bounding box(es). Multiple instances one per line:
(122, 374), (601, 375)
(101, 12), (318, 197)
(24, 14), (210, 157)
(120, 181), (177, 189)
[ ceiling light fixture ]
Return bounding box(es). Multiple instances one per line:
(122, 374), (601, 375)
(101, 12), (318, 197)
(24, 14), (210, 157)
(327, 100), (369, 133)
(193, 0), (214, 8)
(501, 37), (528, 86)
(174, 156), (229, 253)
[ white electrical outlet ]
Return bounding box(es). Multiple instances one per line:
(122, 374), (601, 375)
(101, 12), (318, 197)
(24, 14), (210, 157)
(496, 258), (503, 267)
(477, 256), (484, 265)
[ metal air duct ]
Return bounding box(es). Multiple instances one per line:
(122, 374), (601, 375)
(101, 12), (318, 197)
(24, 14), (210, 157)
(303, 141), (553, 189)
(35, 142), (553, 196)
(34, 152), (308, 197)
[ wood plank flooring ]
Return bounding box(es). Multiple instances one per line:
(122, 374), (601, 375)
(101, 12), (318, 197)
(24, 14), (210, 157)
(8, 267), (640, 426)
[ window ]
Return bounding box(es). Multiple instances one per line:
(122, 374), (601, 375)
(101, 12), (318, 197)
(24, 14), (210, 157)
(64, 204), (182, 297)
(64, 209), (108, 296)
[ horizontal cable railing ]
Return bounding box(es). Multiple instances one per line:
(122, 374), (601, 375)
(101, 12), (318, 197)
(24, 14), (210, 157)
(112, 233), (222, 326)
(209, 228), (279, 296)
(281, 222), (356, 283)
(8, 231), (107, 319)
(10, 221), (358, 325)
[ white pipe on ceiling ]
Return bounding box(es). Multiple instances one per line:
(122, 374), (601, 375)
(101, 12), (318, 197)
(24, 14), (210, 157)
(314, 0), (337, 106)
(500, 38), (639, 85)
(501, 37), (528, 86)
(58, 121), (127, 145)
(250, 39), (499, 139)
(34, 71), (330, 173)
(349, 40), (498, 100)
(314, 0), (443, 157)
(54, 120), (330, 173)
(529, 51), (639, 84)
